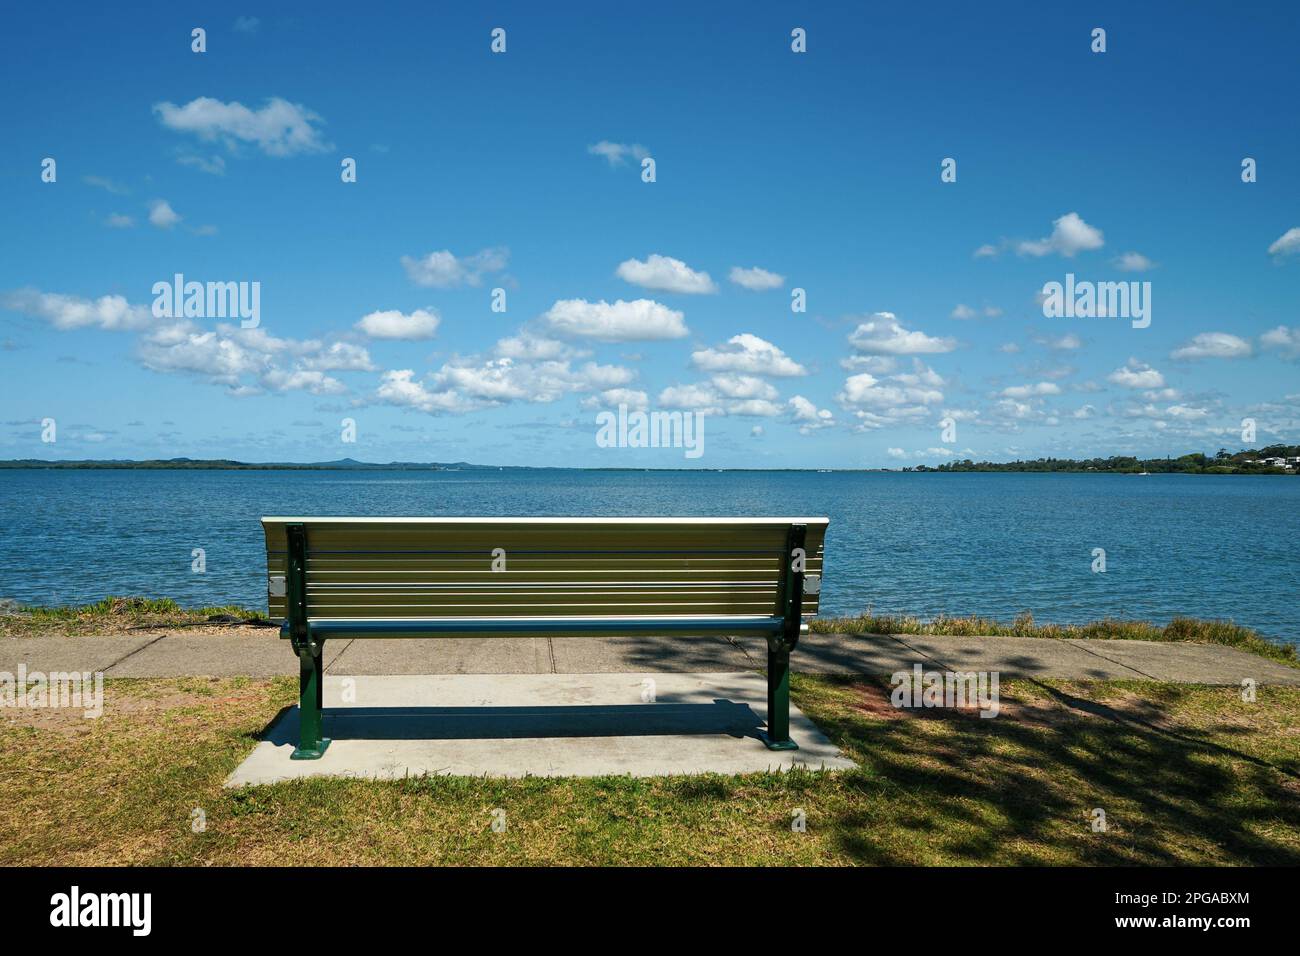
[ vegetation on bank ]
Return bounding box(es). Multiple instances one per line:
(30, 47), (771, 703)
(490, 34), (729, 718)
(811, 611), (1298, 666)
(915, 444), (1300, 475)
(0, 596), (273, 636)
(1, 675), (1296, 865)
(3, 597), (1294, 666)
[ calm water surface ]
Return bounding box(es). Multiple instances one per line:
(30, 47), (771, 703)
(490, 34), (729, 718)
(2, 469), (1296, 645)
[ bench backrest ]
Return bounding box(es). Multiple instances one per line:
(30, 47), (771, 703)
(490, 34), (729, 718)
(262, 517), (827, 623)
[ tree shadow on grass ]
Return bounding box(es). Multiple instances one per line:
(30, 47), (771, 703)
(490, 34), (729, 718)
(805, 675), (1300, 866)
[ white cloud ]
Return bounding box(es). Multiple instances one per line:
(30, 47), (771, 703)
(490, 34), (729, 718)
(83, 175), (128, 195)
(616, 254), (716, 294)
(104, 213), (134, 228)
(1260, 325), (1300, 359)
(1000, 382), (1061, 399)
(543, 298), (687, 342)
(1044, 333), (1082, 351)
(153, 96), (330, 156)
(1107, 359), (1165, 389)
(233, 16), (260, 33)
(137, 320), (349, 395)
(581, 388), (649, 411)
(728, 266), (785, 291)
(1267, 227), (1300, 259)
(691, 333), (806, 376)
(1073, 404), (1096, 419)
(973, 244), (999, 259)
(356, 308), (441, 340)
(1171, 332), (1253, 360)
(587, 141), (649, 166)
(148, 199), (181, 228)
(848, 312), (956, 355)
(950, 304), (977, 320)
(177, 153), (226, 176)
(1015, 212), (1104, 258)
(400, 247), (508, 288)
(788, 395), (834, 432)
(493, 332), (583, 361)
(710, 373), (778, 401)
(298, 341), (375, 372)
(2, 288), (153, 331)
(1114, 251), (1155, 272)
(659, 383), (722, 412)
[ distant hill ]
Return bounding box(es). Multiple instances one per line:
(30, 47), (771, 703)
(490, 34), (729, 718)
(0, 458), (506, 471)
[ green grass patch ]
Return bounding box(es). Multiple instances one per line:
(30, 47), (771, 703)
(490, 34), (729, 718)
(812, 611), (1298, 667)
(1, 675), (1296, 866)
(0, 595), (273, 636)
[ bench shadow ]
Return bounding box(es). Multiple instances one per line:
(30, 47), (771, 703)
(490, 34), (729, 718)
(263, 699), (767, 744)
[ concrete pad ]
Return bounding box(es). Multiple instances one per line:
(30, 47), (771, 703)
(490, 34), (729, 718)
(549, 634), (759, 673)
(1067, 639), (1300, 686)
(0, 636), (159, 675)
(797, 633), (936, 676)
(104, 632), (321, 677)
(327, 638), (552, 675)
(225, 672), (856, 786)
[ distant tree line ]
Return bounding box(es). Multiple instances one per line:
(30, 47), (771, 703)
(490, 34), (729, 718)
(913, 445), (1300, 474)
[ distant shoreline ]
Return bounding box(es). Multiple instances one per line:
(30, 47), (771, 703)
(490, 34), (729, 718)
(0, 447), (1297, 475)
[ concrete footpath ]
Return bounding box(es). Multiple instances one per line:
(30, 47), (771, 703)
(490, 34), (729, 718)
(3, 627), (1297, 685)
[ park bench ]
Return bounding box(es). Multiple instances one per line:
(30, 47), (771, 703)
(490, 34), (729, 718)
(262, 516), (829, 759)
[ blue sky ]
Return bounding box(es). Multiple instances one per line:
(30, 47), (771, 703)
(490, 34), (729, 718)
(2, 1), (1298, 467)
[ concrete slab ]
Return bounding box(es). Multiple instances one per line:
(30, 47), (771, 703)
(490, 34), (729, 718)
(225, 672), (855, 786)
(891, 634), (1151, 681)
(327, 638), (552, 675)
(0, 636), (159, 675)
(1066, 639), (1300, 686)
(104, 632), (321, 677)
(549, 635), (759, 672)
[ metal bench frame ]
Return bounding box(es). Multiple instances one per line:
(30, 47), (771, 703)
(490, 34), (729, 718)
(279, 520), (812, 759)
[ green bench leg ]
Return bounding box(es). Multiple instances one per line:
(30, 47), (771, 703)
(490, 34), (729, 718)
(760, 647), (798, 751)
(292, 647), (330, 760)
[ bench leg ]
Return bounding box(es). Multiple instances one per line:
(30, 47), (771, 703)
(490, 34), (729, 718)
(760, 648), (798, 751)
(291, 647), (330, 759)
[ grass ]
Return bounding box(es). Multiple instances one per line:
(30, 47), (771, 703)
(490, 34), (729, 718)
(813, 610), (1299, 667)
(2, 675), (1296, 865)
(0, 596), (273, 637)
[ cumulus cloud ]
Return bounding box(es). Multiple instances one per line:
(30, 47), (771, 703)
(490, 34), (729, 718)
(691, 333), (806, 376)
(2, 288), (153, 332)
(372, 332), (636, 415)
(788, 395), (834, 432)
(847, 312), (956, 355)
(153, 96), (330, 156)
(1107, 359), (1165, 389)
(1014, 212), (1104, 258)
(710, 373), (778, 401)
(148, 199), (182, 228)
(1267, 227), (1300, 259)
(1000, 382), (1061, 398)
(1114, 251), (1155, 272)
(543, 298), (687, 341)
(1260, 325), (1300, 359)
(1171, 332), (1253, 360)
(728, 266), (785, 291)
(400, 247), (508, 288)
(587, 141), (649, 166)
(616, 254), (716, 294)
(355, 308), (441, 340)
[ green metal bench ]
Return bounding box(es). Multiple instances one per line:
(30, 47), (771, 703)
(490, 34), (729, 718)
(261, 516), (829, 759)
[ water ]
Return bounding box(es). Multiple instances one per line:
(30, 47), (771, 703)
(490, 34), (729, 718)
(1, 469), (1296, 645)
